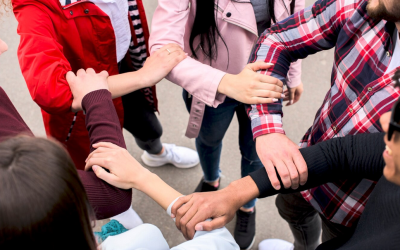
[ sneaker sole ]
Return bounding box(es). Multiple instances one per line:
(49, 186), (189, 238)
(141, 154), (199, 169)
(241, 235), (255, 250)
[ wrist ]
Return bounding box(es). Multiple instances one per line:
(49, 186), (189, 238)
(224, 176), (259, 209)
(217, 74), (234, 95)
(130, 169), (154, 191)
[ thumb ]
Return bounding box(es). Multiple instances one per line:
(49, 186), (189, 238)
(66, 71), (76, 85)
(246, 61), (274, 72)
(195, 216), (227, 232)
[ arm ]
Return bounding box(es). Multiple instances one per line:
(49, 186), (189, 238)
(0, 87), (34, 141)
(251, 132), (385, 197)
(67, 69), (133, 220)
(149, 0), (284, 106)
(14, 5), (73, 114)
(249, 0), (360, 190)
(170, 132), (385, 239)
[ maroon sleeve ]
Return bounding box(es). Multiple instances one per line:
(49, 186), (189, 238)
(0, 87), (33, 141)
(79, 89), (131, 220)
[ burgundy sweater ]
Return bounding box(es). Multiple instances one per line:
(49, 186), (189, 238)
(0, 87), (131, 219)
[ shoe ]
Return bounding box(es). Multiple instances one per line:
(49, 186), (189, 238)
(194, 178), (220, 192)
(234, 208), (256, 250)
(258, 239), (294, 250)
(141, 143), (199, 168)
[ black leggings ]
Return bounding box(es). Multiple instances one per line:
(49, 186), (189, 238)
(118, 60), (163, 154)
(121, 89), (163, 154)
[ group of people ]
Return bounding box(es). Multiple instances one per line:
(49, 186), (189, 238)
(0, 0), (400, 249)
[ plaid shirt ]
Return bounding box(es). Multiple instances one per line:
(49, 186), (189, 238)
(248, 0), (400, 227)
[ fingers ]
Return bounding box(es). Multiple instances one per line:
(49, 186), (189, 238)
(292, 150), (308, 186)
(286, 89), (295, 106)
(257, 74), (283, 88)
(66, 71), (76, 84)
(86, 68), (96, 74)
(175, 200), (194, 232)
(195, 216), (227, 232)
(92, 165), (118, 185)
(93, 142), (120, 149)
(274, 160), (292, 189)
(252, 97), (280, 105)
(179, 203), (199, 239)
(263, 160), (281, 190)
(247, 61), (274, 72)
(254, 89), (284, 99)
(99, 70), (109, 78)
(171, 195), (192, 218)
(77, 68), (86, 77)
(284, 159), (299, 189)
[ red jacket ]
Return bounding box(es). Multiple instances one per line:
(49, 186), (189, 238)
(13, 0), (154, 169)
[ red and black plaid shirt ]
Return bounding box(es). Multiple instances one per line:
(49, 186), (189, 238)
(248, 0), (400, 227)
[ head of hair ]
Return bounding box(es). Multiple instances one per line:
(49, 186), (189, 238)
(189, 0), (296, 64)
(0, 136), (96, 249)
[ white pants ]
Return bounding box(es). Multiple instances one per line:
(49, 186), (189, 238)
(100, 223), (239, 250)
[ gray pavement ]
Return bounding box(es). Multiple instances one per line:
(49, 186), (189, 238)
(0, 0), (332, 248)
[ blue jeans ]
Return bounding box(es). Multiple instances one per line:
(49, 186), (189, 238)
(183, 90), (264, 208)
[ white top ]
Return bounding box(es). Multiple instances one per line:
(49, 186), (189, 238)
(91, 0), (131, 62)
(386, 29), (400, 74)
(100, 198), (239, 250)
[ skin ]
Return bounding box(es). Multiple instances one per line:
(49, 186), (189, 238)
(0, 38), (8, 55)
(256, 0), (400, 192)
(165, 0), (400, 240)
(380, 112), (400, 186)
(68, 69), (182, 210)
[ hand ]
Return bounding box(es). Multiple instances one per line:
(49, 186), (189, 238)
(0, 38), (8, 56)
(85, 142), (151, 190)
(66, 68), (109, 112)
(170, 176), (259, 240)
(256, 133), (308, 190)
(217, 62), (284, 104)
(284, 82), (303, 106)
(139, 43), (187, 87)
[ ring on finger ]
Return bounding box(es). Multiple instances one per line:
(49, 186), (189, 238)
(166, 48), (171, 55)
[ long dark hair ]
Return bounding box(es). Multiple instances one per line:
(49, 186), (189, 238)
(0, 136), (97, 249)
(189, 0), (296, 62)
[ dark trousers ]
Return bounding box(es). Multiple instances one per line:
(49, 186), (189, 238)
(118, 61), (163, 155)
(121, 90), (163, 154)
(276, 192), (356, 250)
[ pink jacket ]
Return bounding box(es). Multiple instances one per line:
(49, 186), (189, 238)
(149, 0), (305, 138)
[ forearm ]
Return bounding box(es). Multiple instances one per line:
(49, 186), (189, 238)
(136, 172), (182, 210)
(221, 176), (260, 210)
(82, 90), (126, 151)
(108, 71), (147, 99)
(251, 132), (385, 198)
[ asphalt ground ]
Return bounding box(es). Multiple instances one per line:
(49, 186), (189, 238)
(0, 0), (332, 248)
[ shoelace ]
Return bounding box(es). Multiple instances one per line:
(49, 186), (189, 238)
(237, 213), (250, 233)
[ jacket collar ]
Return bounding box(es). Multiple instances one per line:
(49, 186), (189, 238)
(221, 0), (257, 36)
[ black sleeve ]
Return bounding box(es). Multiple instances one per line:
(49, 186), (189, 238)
(250, 132), (385, 198)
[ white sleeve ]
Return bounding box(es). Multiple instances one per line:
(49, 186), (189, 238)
(167, 199), (239, 250)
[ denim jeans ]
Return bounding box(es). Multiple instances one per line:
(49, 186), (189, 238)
(183, 90), (263, 208)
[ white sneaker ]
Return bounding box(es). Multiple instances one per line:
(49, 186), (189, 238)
(141, 143), (199, 169)
(258, 239), (294, 250)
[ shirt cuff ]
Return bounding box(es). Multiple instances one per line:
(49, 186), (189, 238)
(251, 114), (285, 140)
(82, 89), (112, 113)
